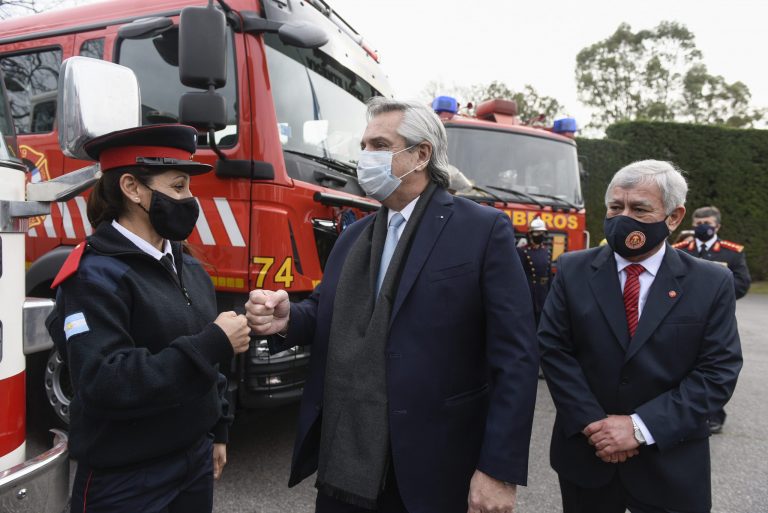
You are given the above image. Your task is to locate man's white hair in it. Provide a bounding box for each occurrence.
[605,160,688,214]
[366,97,451,188]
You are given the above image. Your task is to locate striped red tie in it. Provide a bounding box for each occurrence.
[623,264,645,338]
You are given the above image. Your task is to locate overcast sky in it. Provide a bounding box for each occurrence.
[28,0,768,134]
[330,0,768,132]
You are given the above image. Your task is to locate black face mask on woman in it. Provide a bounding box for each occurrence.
[603,215,670,258]
[139,189,200,241]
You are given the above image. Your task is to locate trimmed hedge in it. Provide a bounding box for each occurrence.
[577,121,768,280]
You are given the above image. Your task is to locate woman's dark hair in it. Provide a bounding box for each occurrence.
[87,166,159,228]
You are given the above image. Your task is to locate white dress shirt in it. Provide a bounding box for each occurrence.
[111,220,176,272]
[698,234,717,253]
[386,195,420,240]
[613,243,667,445]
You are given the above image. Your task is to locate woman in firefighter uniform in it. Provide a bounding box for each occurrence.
[47,125,251,513]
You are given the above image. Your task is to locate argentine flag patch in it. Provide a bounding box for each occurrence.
[64,312,90,340]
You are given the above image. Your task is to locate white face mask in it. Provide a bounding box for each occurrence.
[356,145,427,201]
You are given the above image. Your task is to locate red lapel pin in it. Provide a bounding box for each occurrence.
[669,290,678,298]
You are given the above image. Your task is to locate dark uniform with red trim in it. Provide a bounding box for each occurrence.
[673,236,750,432]
[516,243,552,325]
[47,125,232,513]
[673,238,751,299]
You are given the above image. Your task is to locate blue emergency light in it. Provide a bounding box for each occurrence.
[432,96,458,114]
[553,117,578,134]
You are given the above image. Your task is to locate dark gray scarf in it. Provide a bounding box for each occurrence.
[316,184,437,508]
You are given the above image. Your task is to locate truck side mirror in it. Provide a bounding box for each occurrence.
[178,5,227,90]
[57,57,141,161]
[177,4,228,134]
[178,92,227,131]
[277,20,328,49]
[117,16,173,40]
[240,13,328,49]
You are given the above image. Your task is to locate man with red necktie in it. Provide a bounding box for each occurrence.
[539,160,743,513]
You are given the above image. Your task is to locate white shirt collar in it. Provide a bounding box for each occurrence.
[700,234,717,251]
[387,195,420,224]
[111,219,174,262]
[614,243,666,278]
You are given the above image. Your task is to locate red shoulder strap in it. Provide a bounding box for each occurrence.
[51,242,87,289]
[719,240,744,253]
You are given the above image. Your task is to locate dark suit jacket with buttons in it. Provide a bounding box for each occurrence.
[539,244,742,512]
[271,186,539,513]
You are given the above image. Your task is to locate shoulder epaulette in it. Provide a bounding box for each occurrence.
[719,240,744,253]
[672,240,690,249]
[51,241,87,289]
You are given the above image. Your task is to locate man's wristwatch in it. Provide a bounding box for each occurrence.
[631,416,647,445]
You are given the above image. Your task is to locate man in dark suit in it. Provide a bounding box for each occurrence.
[539,160,742,513]
[246,98,539,513]
[673,205,750,434]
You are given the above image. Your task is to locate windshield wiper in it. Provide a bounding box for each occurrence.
[461,185,509,203]
[484,185,545,208]
[284,149,357,174]
[527,192,580,210]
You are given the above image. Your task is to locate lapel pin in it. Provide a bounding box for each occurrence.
[438,215,444,219]
[668,290,678,298]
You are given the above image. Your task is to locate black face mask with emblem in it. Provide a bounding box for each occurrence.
[694,223,716,242]
[140,189,200,241]
[604,215,670,258]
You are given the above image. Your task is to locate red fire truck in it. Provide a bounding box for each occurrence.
[1,66,71,513]
[432,95,587,259]
[0,0,391,425]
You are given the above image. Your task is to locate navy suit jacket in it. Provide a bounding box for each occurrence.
[539,244,742,512]
[275,187,539,513]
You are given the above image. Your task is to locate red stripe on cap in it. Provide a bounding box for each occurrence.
[100,145,192,172]
[0,371,26,456]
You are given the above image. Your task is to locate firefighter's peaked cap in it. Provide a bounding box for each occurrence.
[529,217,547,232]
[84,124,212,175]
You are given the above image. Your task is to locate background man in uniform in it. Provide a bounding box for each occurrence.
[516,216,552,326]
[673,205,751,299]
[539,160,742,513]
[246,97,539,513]
[673,205,751,433]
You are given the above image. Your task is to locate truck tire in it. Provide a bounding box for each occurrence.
[26,271,72,428]
[44,348,72,425]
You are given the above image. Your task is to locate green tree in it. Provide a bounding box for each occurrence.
[576,21,763,130]
[682,64,764,127]
[1,0,68,20]
[0,0,38,18]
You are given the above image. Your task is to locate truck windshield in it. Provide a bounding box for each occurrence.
[264,34,381,173]
[446,126,583,206]
[118,28,238,146]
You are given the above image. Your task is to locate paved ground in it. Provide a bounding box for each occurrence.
[211,293,768,513]
[27,294,767,512]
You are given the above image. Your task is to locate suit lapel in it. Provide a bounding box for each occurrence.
[390,188,453,325]
[624,245,684,362]
[588,245,630,351]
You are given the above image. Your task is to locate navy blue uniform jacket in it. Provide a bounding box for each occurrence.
[273,187,539,513]
[539,244,742,512]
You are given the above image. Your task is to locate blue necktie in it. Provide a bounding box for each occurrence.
[376,213,405,295]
